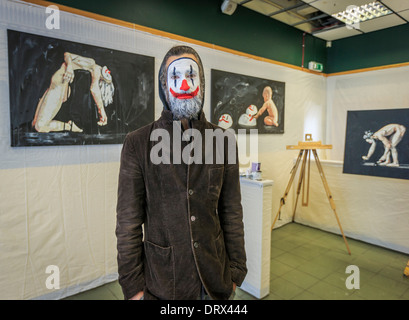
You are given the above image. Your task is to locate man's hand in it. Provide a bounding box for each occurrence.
[129,291,144,300]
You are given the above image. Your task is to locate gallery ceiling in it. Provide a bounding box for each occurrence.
[226,0,409,41]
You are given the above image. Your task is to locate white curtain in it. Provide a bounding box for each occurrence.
[295,66,409,254]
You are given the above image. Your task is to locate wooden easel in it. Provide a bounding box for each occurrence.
[271,134,351,255]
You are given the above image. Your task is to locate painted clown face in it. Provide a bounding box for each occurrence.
[101,66,112,83]
[167,57,200,100]
[218,114,233,129]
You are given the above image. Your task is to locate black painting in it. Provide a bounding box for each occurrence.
[210,69,285,134]
[8,29,154,146]
[343,109,409,180]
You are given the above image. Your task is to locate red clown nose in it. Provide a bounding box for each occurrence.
[180,79,190,91]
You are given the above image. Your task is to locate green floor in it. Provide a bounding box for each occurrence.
[63,223,409,300]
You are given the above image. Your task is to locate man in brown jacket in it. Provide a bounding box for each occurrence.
[116,45,247,300]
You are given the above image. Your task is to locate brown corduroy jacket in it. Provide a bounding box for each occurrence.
[116,109,247,300]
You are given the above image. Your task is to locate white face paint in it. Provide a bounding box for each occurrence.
[218,114,233,129]
[101,66,112,82]
[167,57,200,100]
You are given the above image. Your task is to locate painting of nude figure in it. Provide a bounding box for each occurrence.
[7,29,154,146]
[210,69,285,134]
[343,109,409,180]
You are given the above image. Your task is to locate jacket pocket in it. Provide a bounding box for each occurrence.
[208,166,224,201]
[144,240,175,299]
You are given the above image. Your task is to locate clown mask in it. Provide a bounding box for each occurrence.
[167,57,200,100]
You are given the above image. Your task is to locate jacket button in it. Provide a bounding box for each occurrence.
[193,242,199,248]
[188,189,194,196]
[191,215,196,222]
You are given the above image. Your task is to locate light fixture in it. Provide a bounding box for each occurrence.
[332,1,392,28]
[221,0,237,15]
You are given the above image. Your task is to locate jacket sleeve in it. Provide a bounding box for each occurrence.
[218,140,247,287]
[116,134,146,300]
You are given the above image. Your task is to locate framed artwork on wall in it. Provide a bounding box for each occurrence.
[343,108,409,180]
[7,29,155,147]
[210,69,285,134]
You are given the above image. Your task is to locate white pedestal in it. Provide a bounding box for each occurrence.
[239,177,273,299]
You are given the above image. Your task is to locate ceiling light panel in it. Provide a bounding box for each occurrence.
[331,1,393,27]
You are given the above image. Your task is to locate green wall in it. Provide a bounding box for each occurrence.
[50,0,327,70]
[326,23,409,73]
[50,0,409,73]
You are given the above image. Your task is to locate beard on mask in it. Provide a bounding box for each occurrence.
[168,94,202,120]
